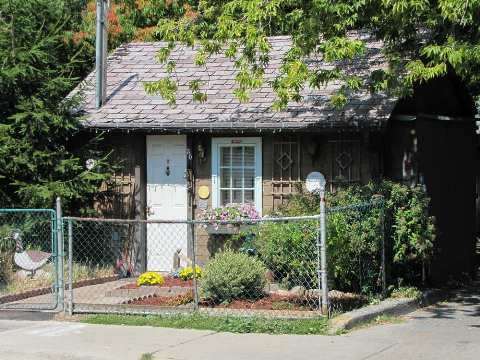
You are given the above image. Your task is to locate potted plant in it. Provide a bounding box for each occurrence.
[201,204,260,235]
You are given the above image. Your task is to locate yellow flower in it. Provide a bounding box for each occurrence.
[137,271,164,286]
[179,266,202,280]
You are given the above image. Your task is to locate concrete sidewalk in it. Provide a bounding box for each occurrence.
[0,286,478,360]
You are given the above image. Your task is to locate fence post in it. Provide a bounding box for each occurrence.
[134,165,147,275]
[56,197,64,312]
[319,187,329,315]
[190,222,199,311]
[316,213,322,313]
[67,219,73,316]
[379,197,387,298]
[372,194,387,298]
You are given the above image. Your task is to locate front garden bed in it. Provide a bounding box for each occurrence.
[124,286,368,314]
[107,251,369,314]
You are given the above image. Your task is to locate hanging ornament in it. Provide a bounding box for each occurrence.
[85,159,97,170]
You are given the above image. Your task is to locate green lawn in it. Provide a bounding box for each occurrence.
[83,313,329,335]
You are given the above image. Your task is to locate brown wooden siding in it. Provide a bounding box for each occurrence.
[94,134,146,219]
[95,131,382,265]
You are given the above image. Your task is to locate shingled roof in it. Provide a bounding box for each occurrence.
[75,34,396,131]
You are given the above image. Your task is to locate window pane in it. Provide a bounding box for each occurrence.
[232,168,243,188]
[244,190,254,203]
[221,190,230,205]
[244,147,254,167]
[232,147,243,167]
[220,168,231,188]
[220,147,231,166]
[232,190,243,203]
[244,168,255,188]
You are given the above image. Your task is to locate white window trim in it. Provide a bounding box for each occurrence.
[211,137,262,214]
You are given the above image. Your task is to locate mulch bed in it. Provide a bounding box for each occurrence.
[195,294,313,311]
[118,277,193,290]
[125,293,307,310]
[121,290,368,313]
[118,281,367,313]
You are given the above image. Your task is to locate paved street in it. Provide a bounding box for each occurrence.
[0,286,478,360]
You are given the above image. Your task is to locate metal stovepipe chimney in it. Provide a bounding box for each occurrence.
[95,0,109,108]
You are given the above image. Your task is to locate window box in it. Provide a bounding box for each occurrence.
[206,224,251,235]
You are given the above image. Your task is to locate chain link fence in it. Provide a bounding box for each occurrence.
[0,199,385,317]
[59,199,384,317]
[0,209,58,310]
[62,219,196,315]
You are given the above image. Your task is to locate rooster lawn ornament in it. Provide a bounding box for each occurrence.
[13,230,51,277]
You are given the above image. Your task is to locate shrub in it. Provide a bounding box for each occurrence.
[326,192,383,294]
[201,250,267,303]
[252,186,383,293]
[179,266,202,281]
[339,181,435,284]
[253,181,435,294]
[253,221,318,289]
[137,272,164,286]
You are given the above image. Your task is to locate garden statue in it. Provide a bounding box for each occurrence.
[172,248,192,273]
[12,229,51,277]
[172,248,181,273]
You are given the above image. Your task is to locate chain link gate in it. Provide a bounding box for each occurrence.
[0,209,59,310]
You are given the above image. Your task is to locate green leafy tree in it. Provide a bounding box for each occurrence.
[0,0,112,211]
[144,0,480,110]
[74,0,199,48]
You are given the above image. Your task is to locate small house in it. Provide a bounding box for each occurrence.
[73,34,477,283]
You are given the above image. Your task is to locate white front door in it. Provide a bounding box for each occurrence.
[146,135,188,271]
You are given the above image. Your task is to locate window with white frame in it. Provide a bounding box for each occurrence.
[212,138,262,212]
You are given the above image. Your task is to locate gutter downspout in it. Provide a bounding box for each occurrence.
[95,0,108,109]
